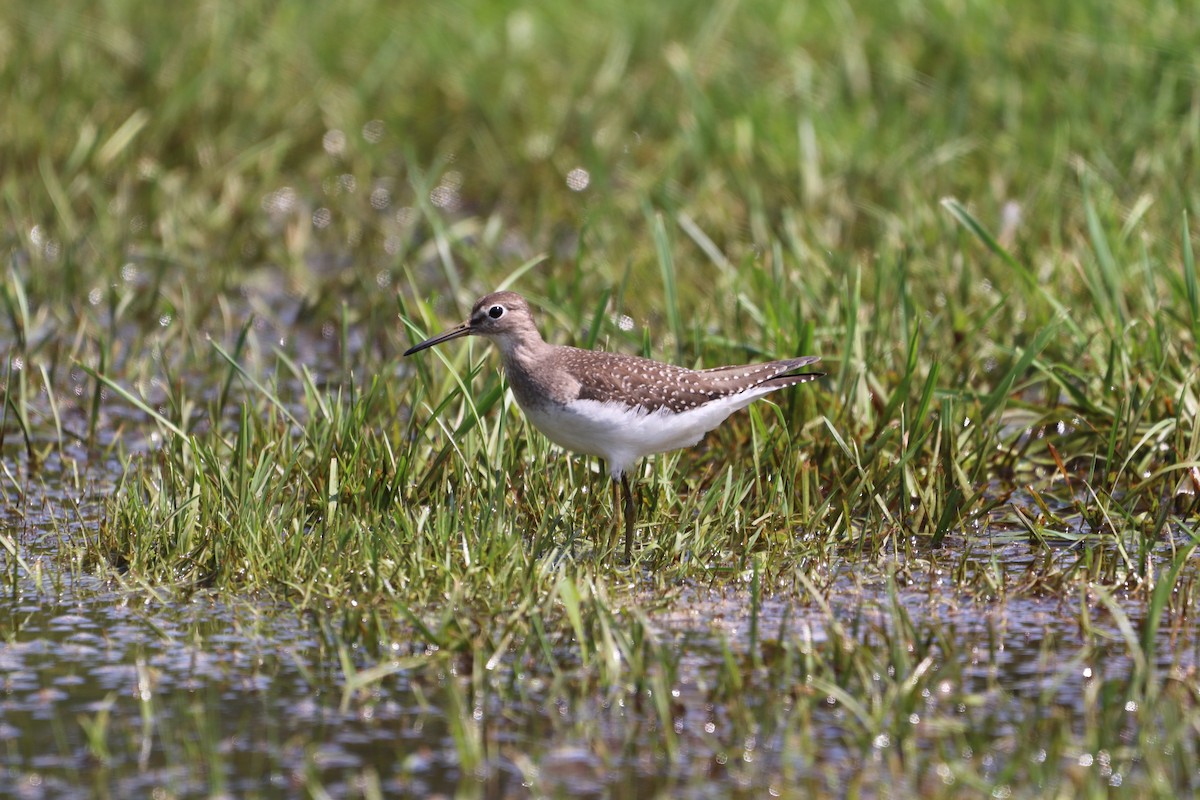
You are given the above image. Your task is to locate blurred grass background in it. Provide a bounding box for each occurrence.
[6,0,1196,300]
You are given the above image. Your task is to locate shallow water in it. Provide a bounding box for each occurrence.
[7,489,1194,799]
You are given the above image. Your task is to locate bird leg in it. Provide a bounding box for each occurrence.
[609,477,621,556]
[622,473,636,562]
[609,474,637,561]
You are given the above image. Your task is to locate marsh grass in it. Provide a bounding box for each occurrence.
[3,0,1200,795]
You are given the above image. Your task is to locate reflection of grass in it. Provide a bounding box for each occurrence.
[3,0,1200,795]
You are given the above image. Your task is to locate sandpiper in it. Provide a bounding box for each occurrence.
[404,291,822,560]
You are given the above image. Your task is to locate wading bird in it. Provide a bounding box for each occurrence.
[405,291,822,560]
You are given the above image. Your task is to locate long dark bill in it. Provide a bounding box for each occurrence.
[403,322,472,356]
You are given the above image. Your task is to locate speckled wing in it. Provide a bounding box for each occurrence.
[564,350,822,413]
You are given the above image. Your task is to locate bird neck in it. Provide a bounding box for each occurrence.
[495,335,563,409]
[492,325,549,363]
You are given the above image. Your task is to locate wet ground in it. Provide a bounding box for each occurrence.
[5,449,1195,797]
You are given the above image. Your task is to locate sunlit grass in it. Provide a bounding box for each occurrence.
[2,0,1199,795]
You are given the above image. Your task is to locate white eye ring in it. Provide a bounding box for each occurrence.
[488,305,505,319]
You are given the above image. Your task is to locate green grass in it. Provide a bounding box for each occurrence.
[2,0,1200,795]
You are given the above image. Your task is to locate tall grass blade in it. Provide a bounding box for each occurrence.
[940,197,1036,290]
[77,365,188,441]
[649,208,683,361]
[1183,211,1198,341]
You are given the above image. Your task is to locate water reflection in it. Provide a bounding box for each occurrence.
[3,494,1198,796]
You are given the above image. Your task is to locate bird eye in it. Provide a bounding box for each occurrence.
[488,305,505,319]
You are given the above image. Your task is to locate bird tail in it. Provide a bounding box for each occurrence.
[762,356,823,387]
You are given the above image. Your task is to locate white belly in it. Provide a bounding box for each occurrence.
[521,393,764,478]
